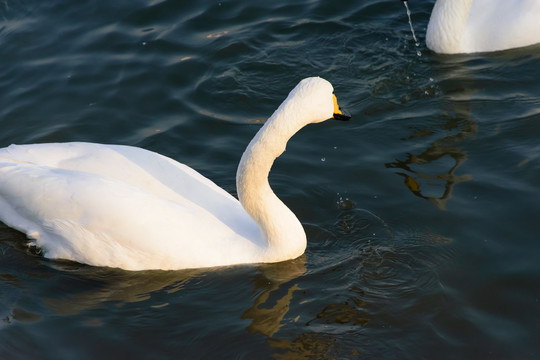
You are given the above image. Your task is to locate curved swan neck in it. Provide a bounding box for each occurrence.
[235,107,307,260]
[427,0,472,54]
[234,77,336,261]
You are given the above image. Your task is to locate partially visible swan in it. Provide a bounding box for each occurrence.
[0,77,349,271]
[425,0,540,54]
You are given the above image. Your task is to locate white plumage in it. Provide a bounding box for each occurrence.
[0,77,347,271]
[426,0,540,54]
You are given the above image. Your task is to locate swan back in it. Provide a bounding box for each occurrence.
[426,0,540,54]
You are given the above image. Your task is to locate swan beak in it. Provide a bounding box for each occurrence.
[332,94,351,121]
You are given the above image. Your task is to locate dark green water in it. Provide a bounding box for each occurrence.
[1,0,539,358]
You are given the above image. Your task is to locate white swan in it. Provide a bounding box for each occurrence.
[0,77,349,271]
[425,0,540,54]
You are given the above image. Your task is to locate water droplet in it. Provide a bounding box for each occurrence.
[339,199,354,210]
[403,1,419,44]
[321,157,326,162]
[403,1,422,57]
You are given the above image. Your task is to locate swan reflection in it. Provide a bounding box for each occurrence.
[41,256,307,333]
[241,257,306,337]
[386,91,477,209]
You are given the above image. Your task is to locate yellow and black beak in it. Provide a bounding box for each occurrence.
[332,94,351,121]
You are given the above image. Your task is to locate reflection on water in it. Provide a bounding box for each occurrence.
[37,255,308,339]
[43,265,202,315]
[269,333,344,360]
[386,91,477,209]
[242,257,306,337]
[307,290,369,327]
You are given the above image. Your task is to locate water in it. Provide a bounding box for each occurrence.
[1,0,539,358]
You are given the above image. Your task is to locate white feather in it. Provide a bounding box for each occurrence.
[426,0,540,54]
[0,77,339,271]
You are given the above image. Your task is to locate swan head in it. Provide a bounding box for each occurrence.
[272,77,350,128]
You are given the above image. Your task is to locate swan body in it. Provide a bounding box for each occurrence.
[0,77,348,271]
[426,0,540,54]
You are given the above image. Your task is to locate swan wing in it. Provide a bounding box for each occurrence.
[0,143,262,270]
[0,142,235,210]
